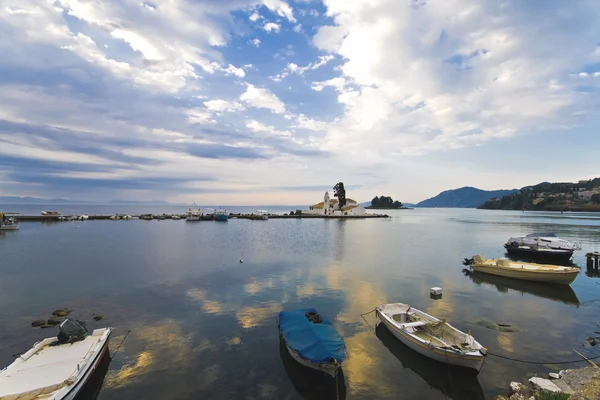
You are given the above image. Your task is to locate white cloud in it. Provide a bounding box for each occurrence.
[223,64,246,78]
[313,0,600,157]
[249,12,262,22]
[187,109,216,124]
[246,120,291,137]
[293,24,302,33]
[204,100,245,112]
[274,55,335,80]
[250,38,261,47]
[311,77,346,91]
[262,0,296,23]
[263,22,280,33]
[293,114,328,131]
[309,9,319,17]
[240,84,286,114]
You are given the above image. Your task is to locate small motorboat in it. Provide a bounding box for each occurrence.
[254,210,269,220]
[376,303,487,372]
[0,213,19,231]
[504,233,581,264]
[171,215,181,220]
[0,319,112,400]
[139,214,153,220]
[278,309,346,377]
[465,254,579,285]
[122,215,132,220]
[41,211,61,216]
[78,215,89,220]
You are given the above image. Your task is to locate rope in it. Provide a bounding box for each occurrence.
[360,309,376,333]
[487,350,600,365]
[111,330,131,360]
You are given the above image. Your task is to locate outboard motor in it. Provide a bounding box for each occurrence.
[57,318,89,344]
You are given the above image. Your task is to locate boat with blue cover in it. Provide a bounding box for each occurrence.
[278,309,346,377]
[213,210,228,221]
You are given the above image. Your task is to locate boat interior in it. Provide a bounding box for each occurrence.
[474,255,576,271]
[381,304,476,351]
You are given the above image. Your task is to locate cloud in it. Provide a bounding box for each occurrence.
[223,64,246,78]
[271,55,335,81]
[249,12,262,22]
[240,84,286,113]
[313,0,600,157]
[203,100,246,112]
[262,0,296,23]
[246,120,291,137]
[250,38,261,47]
[263,22,281,33]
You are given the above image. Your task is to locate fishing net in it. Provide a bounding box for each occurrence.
[426,319,447,338]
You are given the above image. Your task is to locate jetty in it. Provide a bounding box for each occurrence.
[11,213,389,222]
[586,252,600,269]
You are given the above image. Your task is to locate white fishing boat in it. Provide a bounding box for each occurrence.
[465,254,579,284]
[0,319,112,400]
[376,303,487,372]
[0,213,19,231]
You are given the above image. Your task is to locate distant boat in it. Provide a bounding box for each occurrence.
[139,214,153,220]
[504,233,581,264]
[0,213,19,231]
[376,303,487,372]
[0,319,112,400]
[465,254,579,285]
[41,211,61,216]
[186,206,201,221]
[278,309,346,377]
[171,215,181,220]
[213,210,228,222]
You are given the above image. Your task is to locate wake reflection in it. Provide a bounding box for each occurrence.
[462,269,580,306]
[78,350,112,399]
[279,335,347,400]
[375,324,484,400]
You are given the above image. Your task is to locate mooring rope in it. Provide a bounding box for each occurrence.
[360,309,377,333]
[486,350,600,365]
[111,330,131,360]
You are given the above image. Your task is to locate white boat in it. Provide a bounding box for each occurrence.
[0,319,112,400]
[186,204,202,221]
[0,213,19,231]
[78,215,89,221]
[122,215,132,220]
[171,215,181,220]
[41,211,61,216]
[466,254,579,284]
[505,233,581,263]
[376,303,487,372]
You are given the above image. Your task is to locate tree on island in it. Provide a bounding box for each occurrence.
[333,182,347,209]
[369,196,403,209]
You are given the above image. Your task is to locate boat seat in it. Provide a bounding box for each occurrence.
[401,321,428,329]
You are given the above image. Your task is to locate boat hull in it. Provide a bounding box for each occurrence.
[0,225,19,231]
[471,263,578,284]
[505,246,573,264]
[284,342,338,377]
[213,214,228,221]
[376,310,485,372]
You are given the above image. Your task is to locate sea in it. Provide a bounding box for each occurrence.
[0,207,599,399]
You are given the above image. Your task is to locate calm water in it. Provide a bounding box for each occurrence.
[1,208,599,399]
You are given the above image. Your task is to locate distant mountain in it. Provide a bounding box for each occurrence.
[0,196,177,205]
[416,187,518,208]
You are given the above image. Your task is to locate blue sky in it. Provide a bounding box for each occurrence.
[1,0,599,205]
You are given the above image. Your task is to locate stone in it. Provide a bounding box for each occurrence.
[586,337,596,346]
[93,315,104,321]
[528,377,562,393]
[549,373,560,379]
[559,370,568,378]
[510,382,525,395]
[40,324,54,329]
[52,309,72,317]
[508,394,527,400]
[31,320,46,327]
[47,317,63,326]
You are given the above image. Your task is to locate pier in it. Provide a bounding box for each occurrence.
[12,213,389,222]
[586,252,600,270]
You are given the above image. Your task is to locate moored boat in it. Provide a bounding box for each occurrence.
[278,309,346,377]
[41,211,61,216]
[465,254,579,284]
[0,213,19,231]
[171,215,181,220]
[186,207,201,221]
[255,210,269,220]
[504,233,581,264]
[0,319,112,400]
[376,303,487,372]
[213,210,228,222]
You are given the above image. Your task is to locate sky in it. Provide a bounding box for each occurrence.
[1,0,599,205]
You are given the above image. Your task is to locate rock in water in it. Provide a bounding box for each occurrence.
[31,320,46,327]
[528,377,562,393]
[93,315,104,321]
[509,382,524,395]
[586,337,596,346]
[47,317,63,326]
[549,373,560,379]
[52,309,72,317]
[476,319,519,332]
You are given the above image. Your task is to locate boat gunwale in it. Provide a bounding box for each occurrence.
[472,260,579,275]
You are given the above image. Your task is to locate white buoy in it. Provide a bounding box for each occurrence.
[239,259,244,263]
[430,287,442,296]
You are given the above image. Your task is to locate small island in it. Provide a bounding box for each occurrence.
[366,196,410,209]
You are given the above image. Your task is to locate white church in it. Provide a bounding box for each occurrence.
[306,191,368,216]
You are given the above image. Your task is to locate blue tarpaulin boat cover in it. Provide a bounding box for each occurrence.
[279,309,346,364]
